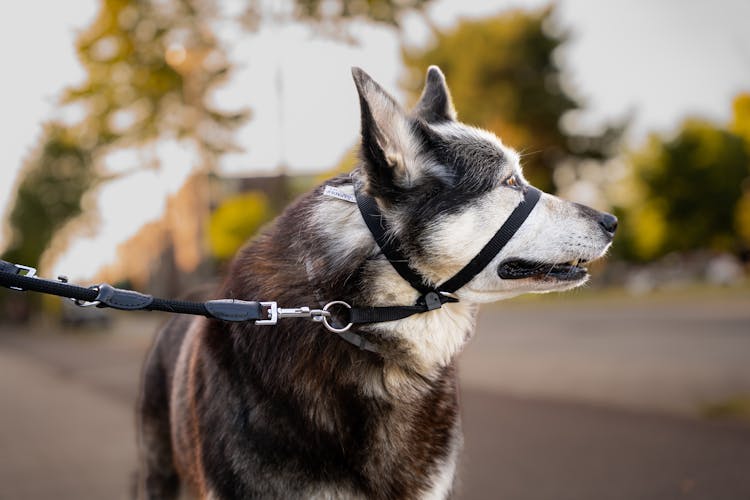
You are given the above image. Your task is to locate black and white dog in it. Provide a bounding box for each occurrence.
[137,66,616,499]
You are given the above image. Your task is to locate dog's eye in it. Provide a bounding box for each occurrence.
[504,175,521,189]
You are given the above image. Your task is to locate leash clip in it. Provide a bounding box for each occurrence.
[255,303,333,326]
[255,301,279,325]
[278,306,332,321]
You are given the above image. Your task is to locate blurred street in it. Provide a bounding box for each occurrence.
[0,289,749,499]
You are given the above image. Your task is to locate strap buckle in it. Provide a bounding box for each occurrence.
[8,264,37,291]
[421,291,442,311]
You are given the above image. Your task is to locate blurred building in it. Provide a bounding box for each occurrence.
[96,172,315,297]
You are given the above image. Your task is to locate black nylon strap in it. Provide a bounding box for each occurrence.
[351,305,427,324]
[437,186,541,293]
[354,190,434,296]
[0,261,262,322]
[349,295,458,324]
[343,184,542,329]
[0,271,99,302]
[2,183,542,339]
[354,186,542,300]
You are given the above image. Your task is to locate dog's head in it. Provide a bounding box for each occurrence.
[351,66,616,303]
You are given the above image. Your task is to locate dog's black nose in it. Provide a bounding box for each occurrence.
[598,213,618,235]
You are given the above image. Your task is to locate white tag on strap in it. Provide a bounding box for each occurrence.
[323,185,356,203]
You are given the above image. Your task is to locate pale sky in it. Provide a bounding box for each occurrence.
[1,0,749,281]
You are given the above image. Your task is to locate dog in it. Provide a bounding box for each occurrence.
[136,66,617,499]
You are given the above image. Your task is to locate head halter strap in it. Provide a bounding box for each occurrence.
[347,183,542,331]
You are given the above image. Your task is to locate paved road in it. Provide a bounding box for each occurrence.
[0,289,749,499]
[0,316,154,500]
[462,289,750,415]
[0,347,136,500]
[460,390,750,500]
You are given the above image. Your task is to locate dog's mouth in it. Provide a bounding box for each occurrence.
[497,258,589,281]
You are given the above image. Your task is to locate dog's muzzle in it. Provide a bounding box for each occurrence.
[354,183,542,305]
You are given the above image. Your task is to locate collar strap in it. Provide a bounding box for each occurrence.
[353,184,541,315]
[354,190,435,295]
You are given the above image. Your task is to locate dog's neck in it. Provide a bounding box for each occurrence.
[216,177,477,411]
[361,259,478,373]
[306,178,478,380]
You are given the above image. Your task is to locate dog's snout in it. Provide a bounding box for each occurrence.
[598,213,618,236]
[573,203,618,237]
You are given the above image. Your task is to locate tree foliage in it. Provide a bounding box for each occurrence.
[66,0,246,156]
[2,124,95,268]
[614,102,750,261]
[732,93,750,251]
[2,0,242,272]
[3,0,432,275]
[401,6,622,192]
[273,0,431,27]
[208,191,271,261]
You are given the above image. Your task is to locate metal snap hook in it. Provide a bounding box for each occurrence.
[322,301,352,333]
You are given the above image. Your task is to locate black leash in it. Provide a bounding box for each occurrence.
[0,259,380,351]
[0,260,263,320]
[0,182,541,355]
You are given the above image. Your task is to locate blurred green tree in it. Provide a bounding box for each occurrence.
[401,6,623,192]
[246,0,432,28]
[66,0,247,159]
[2,0,244,276]
[208,191,271,261]
[731,92,750,143]
[2,0,432,276]
[2,124,95,269]
[614,109,750,261]
[729,93,750,253]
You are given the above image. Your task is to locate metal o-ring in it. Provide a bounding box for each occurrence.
[322,301,352,333]
[73,286,101,307]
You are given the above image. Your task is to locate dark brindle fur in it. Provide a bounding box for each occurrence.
[137,66,616,499]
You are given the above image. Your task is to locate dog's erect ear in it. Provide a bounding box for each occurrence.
[413,66,456,123]
[352,67,420,197]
